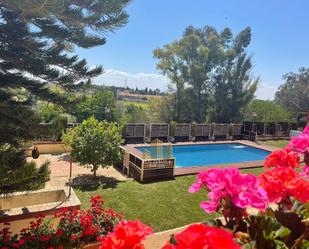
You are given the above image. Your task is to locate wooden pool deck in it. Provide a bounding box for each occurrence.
[121,140,276,176]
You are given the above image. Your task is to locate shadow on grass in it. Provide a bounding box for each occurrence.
[70,174,121,191]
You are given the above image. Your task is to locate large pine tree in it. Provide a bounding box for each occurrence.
[0,0,130,193]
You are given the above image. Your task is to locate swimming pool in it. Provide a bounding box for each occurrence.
[136,143,270,168]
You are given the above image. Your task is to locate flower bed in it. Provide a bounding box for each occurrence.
[1,126,309,248]
[0,196,122,248]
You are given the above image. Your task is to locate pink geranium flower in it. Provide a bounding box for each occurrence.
[287,126,309,153]
[302,166,309,178]
[189,168,268,213]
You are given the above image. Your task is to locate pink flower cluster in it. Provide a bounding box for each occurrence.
[287,126,309,153]
[264,126,309,177]
[189,168,268,213]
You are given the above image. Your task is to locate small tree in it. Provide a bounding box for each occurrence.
[63,117,123,177]
[73,90,120,122]
[244,100,292,123]
[275,67,309,112]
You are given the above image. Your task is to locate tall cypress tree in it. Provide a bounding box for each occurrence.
[0,0,130,193]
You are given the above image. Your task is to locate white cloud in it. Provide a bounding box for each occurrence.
[255,82,278,100]
[93,69,278,100]
[93,69,170,90]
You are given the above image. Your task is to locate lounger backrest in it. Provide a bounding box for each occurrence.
[194,124,211,137]
[125,124,146,138]
[150,124,169,138]
[213,124,228,136]
[135,124,146,137]
[231,124,243,136]
[175,124,191,137]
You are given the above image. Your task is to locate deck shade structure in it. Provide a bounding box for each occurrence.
[120,146,175,182]
[124,123,146,143]
[173,124,191,142]
[212,124,229,140]
[230,124,243,139]
[193,124,212,141]
[149,124,170,142]
[147,139,173,158]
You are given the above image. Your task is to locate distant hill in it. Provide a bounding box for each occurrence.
[117,90,162,102]
[92,84,166,96]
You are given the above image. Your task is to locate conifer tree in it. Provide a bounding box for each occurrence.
[0,0,130,193]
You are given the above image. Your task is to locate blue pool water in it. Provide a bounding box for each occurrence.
[136,143,270,168]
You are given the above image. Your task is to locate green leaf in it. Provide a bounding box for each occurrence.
[300,239,309,249]
[274,227,291,240]
[274,240,289,249]
[248,215,291,249]
[275,211,305,239]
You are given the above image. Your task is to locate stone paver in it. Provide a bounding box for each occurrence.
[28,154,127,189]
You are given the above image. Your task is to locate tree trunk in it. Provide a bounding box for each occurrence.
[176,86,180,122]
[197,89,202,123]
[93,169,97,177]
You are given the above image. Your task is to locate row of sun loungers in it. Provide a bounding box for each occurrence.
[243,122,297,138]
[124,123,253,144]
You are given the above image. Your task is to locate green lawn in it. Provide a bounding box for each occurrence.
[259,139,289,148]
[74,168,264,232]
[118,100,149,109]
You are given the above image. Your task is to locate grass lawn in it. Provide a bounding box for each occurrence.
[74,168,264,232]
[259,139,289,148]
[118,100,149,109]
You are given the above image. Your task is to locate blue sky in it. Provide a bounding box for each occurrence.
[76,0,309,100]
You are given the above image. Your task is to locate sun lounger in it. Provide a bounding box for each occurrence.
[124,123,146,144]
[193,124,211,141]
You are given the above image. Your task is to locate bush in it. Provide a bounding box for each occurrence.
[62,117,123,176]
[244,100,292,123]
[0,145,50,194]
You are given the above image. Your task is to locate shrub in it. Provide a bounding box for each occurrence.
[0,145,50,194]
[62,117,123,176]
